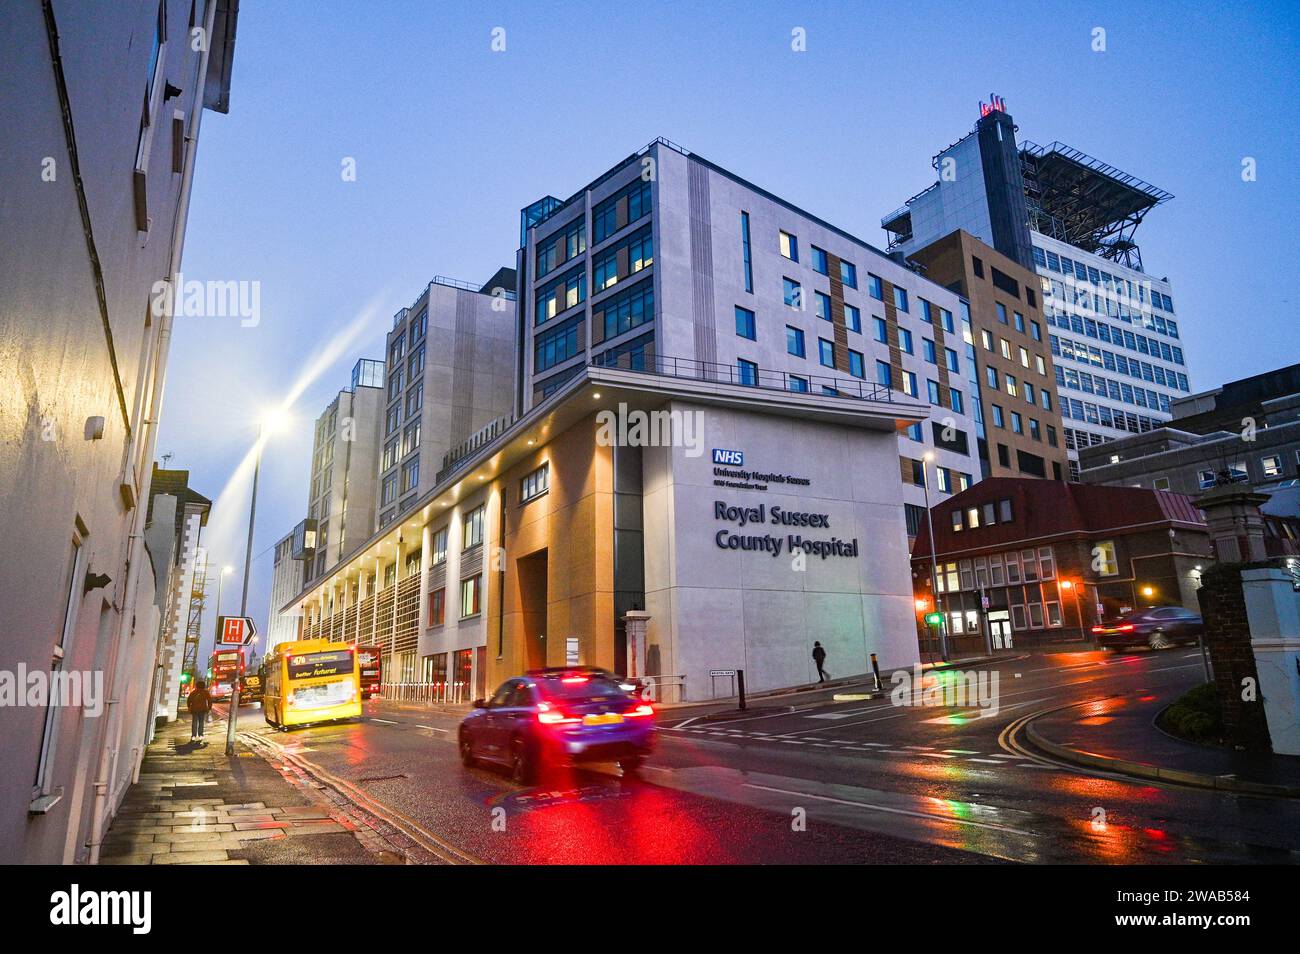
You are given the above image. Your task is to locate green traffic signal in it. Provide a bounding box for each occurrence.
[179,671,192,684]
[924,612,943,626]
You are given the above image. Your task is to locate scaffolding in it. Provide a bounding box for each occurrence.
[177,555,209,710]
[1019,140,1173,271]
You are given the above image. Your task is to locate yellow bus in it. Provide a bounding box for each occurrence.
[263,639,362,729]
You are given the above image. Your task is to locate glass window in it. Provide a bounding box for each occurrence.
[738,358,758,386]
[840,260,857,288]
[735,306,756,340]
[779,230,799,262]
[786,325,805,357]
[429,588,446,626]
[868,274,883,300]
[459,575,482,618]
[1093,540,1118,576]
[819,339,835,368]
[740,211,753,293]
[432,527,448,564]
[811,245,828,275]
[893,286,909,312]
[783,278,803,309]
[463,505,485,549]
[815,291,832,321]
[845,303,862,333]
[848,349,865,378]
[521,462,549,502]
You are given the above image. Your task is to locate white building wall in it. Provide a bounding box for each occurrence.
[643,400,921,698]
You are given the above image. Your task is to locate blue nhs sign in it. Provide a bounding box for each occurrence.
[712,448,744,466]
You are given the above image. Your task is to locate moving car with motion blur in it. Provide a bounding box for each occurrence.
[458,667,655,783]
[1093,605,1204,650]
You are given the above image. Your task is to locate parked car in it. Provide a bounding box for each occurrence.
[1093,606,1204,650]
[458,667,655,783]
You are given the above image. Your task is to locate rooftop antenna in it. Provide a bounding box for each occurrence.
[160,452,174,467]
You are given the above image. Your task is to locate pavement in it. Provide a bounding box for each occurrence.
[99,713,400,865]
[1025,684,1300,798]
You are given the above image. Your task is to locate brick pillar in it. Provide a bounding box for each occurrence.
[1196,564,1272,752]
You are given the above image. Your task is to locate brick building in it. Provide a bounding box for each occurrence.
[910,477,1213,654]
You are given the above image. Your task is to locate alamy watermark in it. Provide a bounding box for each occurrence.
[595,403,706,457]
[889,664,1000,716]
[151,272,261,327]
[0,665,104,717]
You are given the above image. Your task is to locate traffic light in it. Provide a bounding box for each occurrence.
[179,671,192,685]
[924,612,943,626]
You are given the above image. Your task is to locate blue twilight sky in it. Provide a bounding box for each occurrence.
[159,0,1300,655]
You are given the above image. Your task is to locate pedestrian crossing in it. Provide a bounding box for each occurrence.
[661,723,1057,768]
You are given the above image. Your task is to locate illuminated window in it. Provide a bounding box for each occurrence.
[459,575,482,618]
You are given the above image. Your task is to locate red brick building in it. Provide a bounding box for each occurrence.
[910,478,1213,653]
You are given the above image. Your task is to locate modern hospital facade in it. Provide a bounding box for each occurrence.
[281,138,995,701]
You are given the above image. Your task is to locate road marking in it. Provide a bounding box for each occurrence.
[744,783,1033,836]
[369,718,399,725]
[415,724,447,733]
[806,712,855,720]
[919,697,1049,725]
[966,758,1005,764]
[944,749,980,754]
[673,717,699,729]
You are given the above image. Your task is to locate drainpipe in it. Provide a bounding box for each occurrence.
[88,0,218,865]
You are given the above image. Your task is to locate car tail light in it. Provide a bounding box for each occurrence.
[1091,626,1104,633]
[1118,624,1135,632]
[560,676,589,684]
[536,702,578,725]
[625,703,654,717]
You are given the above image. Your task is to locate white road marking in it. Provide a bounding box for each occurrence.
[416,724,447,733]
[369,718,399,725]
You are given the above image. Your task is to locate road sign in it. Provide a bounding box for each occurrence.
[708,669,736,677]
[981,595,990,610]
[216,615,257,646]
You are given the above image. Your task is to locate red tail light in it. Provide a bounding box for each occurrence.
[536,702,578,725]
[1091,626,1104,633]
[1118,623,1135,632]
[626,703,654,717]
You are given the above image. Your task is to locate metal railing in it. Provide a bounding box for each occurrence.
[593,352,899,404]
[377,681,473,705]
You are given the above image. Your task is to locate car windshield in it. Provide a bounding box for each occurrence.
[536,676,628,701]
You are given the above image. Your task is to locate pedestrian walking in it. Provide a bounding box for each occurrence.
[187,679,212,743]
[812,641,828,683]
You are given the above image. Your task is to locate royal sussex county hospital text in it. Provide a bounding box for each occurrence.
[713,500,861,559]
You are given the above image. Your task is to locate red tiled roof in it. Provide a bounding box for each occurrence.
[911,477,1205,559]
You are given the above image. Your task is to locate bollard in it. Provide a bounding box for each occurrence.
[737,669,747,710]
[870,653,882,692]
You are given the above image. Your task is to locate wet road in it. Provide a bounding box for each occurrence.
[229,648,1300,864]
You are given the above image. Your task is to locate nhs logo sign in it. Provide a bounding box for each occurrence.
[712,448,744,466]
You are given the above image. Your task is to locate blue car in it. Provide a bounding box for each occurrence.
[459,667,655,783]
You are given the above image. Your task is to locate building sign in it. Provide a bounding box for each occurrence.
[287,650,354,681]
[712,501,859,559]
[712,448,744,466]
[711,454,811,493]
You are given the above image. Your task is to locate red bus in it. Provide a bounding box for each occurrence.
[356,645,382,699]
[207,648,245,700]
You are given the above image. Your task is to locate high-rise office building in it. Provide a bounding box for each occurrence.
[267,531,304,654]
[882,100,1191,478]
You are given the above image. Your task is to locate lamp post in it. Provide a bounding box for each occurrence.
[214,564,233,619]
[920,451,949,662]
[225,408,289,756]
[1060,579,1086,643]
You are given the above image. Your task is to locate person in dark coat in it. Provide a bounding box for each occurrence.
[187,680,212,743]
[812,642,828,683]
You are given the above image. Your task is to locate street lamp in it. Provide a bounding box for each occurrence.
[214,564,233,618]
[225,407,291,756]
[1060,579,1086,643]
[920,451,949,662]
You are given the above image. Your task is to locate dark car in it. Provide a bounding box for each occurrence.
[1093,605,1204,650]
[458,667,655,783]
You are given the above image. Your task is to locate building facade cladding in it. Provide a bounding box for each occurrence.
[379,280,516,532]
[910,478,1213,654]
[305,382,384,582]
[268,531,304,653]
[907,230,1069,482]
[0,0,236,863]
[520,141,980,531]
